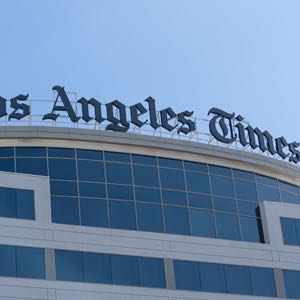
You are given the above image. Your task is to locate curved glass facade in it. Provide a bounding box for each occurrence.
[0,146,299,243]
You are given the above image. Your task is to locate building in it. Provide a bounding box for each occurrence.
[1,125,300,300]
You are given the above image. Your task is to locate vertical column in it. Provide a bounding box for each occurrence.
[45,248,56,281]
[164,258,176,290]
[274,268,286,298]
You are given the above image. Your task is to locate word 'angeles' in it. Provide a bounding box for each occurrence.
[1,85,300,164]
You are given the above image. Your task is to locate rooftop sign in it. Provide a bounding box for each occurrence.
[1,85,299,164]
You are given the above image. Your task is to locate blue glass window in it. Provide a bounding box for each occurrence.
[174,260,201,291]
[77,160,105,182]
[281,217,299,246]
[79,182,106,198]
[257,184,280,202]
[240,216,263,243]
[55,249,83,281]
[210,175,235,198]
[188,193,212,209]
[199,262,226,293]
[132,154,157,166]
[256,174,278,187]
[50,180,78,196]
[159,168,185,190]
[281,191,300,204]
[80,198,108,228]
[0,147,14,157]
[250,267,277,297]
[106,162,132,185]
[105,151,130,163]
[111,255,139,286]
[279,180,299,194]
[224,265,252,295]
[184,161,208,173]
[135,187,161,203]
[139,257,166,288]
[83,252,112,284]
[237,200,260,217]
[215,212,240,241]
[133,165,159,187]
[77,149,103,160]
[16,246,45,279]
[213,197,237,213]
[136,203,164,233]
[158,157,182,169]
[190,208,216,238]
[107,184,134,201]
[283,269,300,299]
[48,147,75,158]
[16,147,46,157]
[161,190,187,206]
[185,172,210,194]
[49,159,77,180]
[16,158,47,176]
[232,169,255,181]
[0,158,14,172]
[51,197,80,225]
[209,165,232,176]
[234,179,258,202]
[109,200,136,230]
[164,205,190,235]
[0,245,16,276]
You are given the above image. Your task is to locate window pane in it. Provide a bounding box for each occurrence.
[77,160,105,182]
[111,255,139,286]
[109,200,136,230]
[83,252,112,284]
[199,262,226,293]
[209,165,232,176]
[135,187,161,203]
[281,217,298,245]
[133,165,159,187]
[240,216,264,243]
[50,180,78,196]
[51,197,80,225]
[139,257,166,288]
[132,154,157,166]
[0,187,16,218]
[213,197,237,213]
[80,198,108,228]
[16,158,48,176]
[257,184,280,202]
[159,168,185,190]
[283,269,300,299]
[210,175,235,198]
[281,191,300,205]
[158,157,182,169]
[107,184,134,201]
[48,147,75,158]
[188,193,212,209]
[234,179,258,202]
[49,159,77,180]
[215,212,241,241]
[279,180,299,194]
[106,162,132,185]
[164,205,190,235]
[55,250,83,281]
[232,169,255,181]
[174,260,201,291]
[136,203,164,233]
[16,147,46,157]
[79,182,106,198]
[184,161,208,173]
[237,201,260,217]
[105,151,130,163]
[0,147,14,157]
[17,247,45,279]
[190,209,216,238]
[185,172,210,194]
[0,158,14,172]
[224,265,251,295]
[250,267,277,297]
[161,190,187,206]
[256,174,277,187]
[16,189,35,220]
[77,149,103,160]
[0,245,16,276]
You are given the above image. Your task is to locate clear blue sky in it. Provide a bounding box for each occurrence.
[1,0,300,140]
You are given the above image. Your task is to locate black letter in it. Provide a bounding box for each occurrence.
[145,97,160,129]
[77,97,105,124]
[0,97,7,118]
[289,142,300,164]
[106,100,130,132]
[9,94,30,120]
[275,137,289,160]
[208,108,236,143]
[130,103,147,127]
[177,110,196,134]
[43,86,79,122]
[160,107,178,131]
